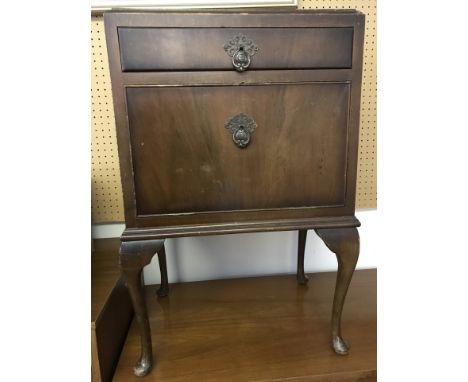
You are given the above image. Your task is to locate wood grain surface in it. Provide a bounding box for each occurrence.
[92,238,122,321]
[126,83,350,215]
[113,269,376,382]
[119,27,353,71]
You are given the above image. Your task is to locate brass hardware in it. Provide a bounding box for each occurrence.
[224,113,257,148]
[223,34,259,72]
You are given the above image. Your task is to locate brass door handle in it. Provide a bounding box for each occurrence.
[224,34,259,72]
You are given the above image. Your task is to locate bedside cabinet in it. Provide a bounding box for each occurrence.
[104,9,365,377]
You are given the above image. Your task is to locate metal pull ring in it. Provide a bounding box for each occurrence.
[224,113,257,148]
[224,34,259,72]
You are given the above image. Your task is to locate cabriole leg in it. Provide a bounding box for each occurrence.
[119,239,165,377]
[156,245,169,297]
[315,228,359,355]
[297,229,309,284]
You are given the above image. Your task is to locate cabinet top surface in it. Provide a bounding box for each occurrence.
[104,9,364,29]
[104,9,363,15]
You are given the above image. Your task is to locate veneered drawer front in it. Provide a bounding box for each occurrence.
[118,27,353,72]
[126,83,350,216]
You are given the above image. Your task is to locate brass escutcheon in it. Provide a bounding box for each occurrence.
[224,112,257,148]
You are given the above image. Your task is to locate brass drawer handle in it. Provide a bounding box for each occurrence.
[225,113,257,148]
[224,34,259,72]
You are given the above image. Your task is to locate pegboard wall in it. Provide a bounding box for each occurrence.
[91,0,377,223]
[91,18,125,222]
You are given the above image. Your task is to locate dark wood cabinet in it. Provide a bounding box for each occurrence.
[105,9,365,377]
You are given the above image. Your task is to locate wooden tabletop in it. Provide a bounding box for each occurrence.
[113,269,376,381]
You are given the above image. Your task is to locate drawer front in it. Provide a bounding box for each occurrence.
[126,83,350,216]
[118,27,353,72]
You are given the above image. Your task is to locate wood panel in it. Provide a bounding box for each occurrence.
[92,239,134,382]
[118,27,353,71]
[126,83,350,215]
[113,269,376,381]
[92,239,124,320]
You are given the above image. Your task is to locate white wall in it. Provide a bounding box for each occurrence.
[92,209,377,285]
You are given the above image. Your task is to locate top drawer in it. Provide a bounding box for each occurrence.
[118,27,353,72]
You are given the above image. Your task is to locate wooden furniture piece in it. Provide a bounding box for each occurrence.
[91,239,134,382]
[104,9,364,377]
